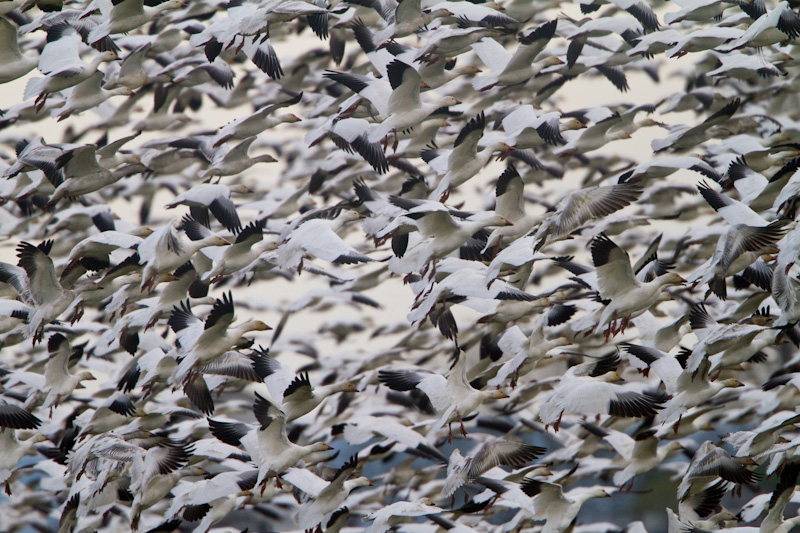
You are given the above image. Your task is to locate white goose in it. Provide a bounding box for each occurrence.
[283,455,372,530]
[442,438,545,497]
[276,210,374,272]
[207,393,333,487]
[250,346,358,421]
[0,17,37,84]
[324,59,460,148]
[167,291,271,386]
[84,0,186,44]
[378,349,509,442]
[470,21,560,91]
[136,218,230,292]
[24,24,118,110]
[589,233,685,337]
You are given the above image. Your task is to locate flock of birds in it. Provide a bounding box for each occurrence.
[4,0,800,531]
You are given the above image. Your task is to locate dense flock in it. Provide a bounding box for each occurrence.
[3,0,800,531]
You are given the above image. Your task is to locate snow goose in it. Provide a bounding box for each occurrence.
[165,469,260,527]
[0,398,41,430]
[689,183,789,300]
[552,112,626,156]
[499,106,585,150]
[0,241,104,343]
[349,0,452,44]
[378,349,509,442]
[0,412,46,490]
[651,98,741,152]
[518,480,612,533]
[67,432,194,503]
[33,333,96,414]
[168,291,271,386]
[663,0,728,24]
[350,18,482,87]
[194,221,277,282]
[325,59,460,148]
[211,93,302,147]
[61,225,148,277]
[484,309,574,388]
[207,393,333,487]
[136,217,229,292]
[481,165,544,255]
[307,117,390,174]
[538,353,666,431]
[251,346,358,421]
[685,302,778,374]
[469,20,560,91]
[277,209,374,272]
[24,24,118,110]
[720,1,800,51]
[405,259,538,339]
[414,21,505,63]
[589,233,685,337]
[621,342,743,427]
[183,136,277,181]
[385,198,512,274]
[0,17,37,84]
[677,441,757,501]
[340,414,448,462]
[364,498,444,533]
[165,182,251,233]
[442,439,545,497]
[424,112,513,200]
[532,180,642,251]
[582,424,683,488]
[771,261,800,326]
[724,411,800,458]
[51,71,132,121]
[46,145,146,209]
[707,49,790,80]
[83,0,185,45]
[577,0,660,31]
[283,455,372,530]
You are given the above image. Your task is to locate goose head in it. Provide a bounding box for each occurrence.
[229,184,254,195]
[656,272,686,288]
[438,96,462,108]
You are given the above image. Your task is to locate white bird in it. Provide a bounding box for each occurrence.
[0,240,104,343]
[283,455,372,530]
[677,441,757,500]
[207,393,333,487]
[583,424,684,487]
[521,480,612,533]
[533,180,642,251]
[84,0,186,44]
[589,233,685,337]
[277,210,374,272]
[250,346,358,421]
[538,353,666,431]
[469,20,560,91]
[379,349,509,442]
[165,182,252,233]
[167,291,271,386]
[621,342,743,427]
[364,497,444,533]
[424,112,513,200]
[24,24,118,110]
[442,439,545,497]
[0,17,37,84]
[136,217,230,292]
[324,59,460,148]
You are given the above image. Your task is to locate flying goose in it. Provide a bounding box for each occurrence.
[379,349,509,442]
